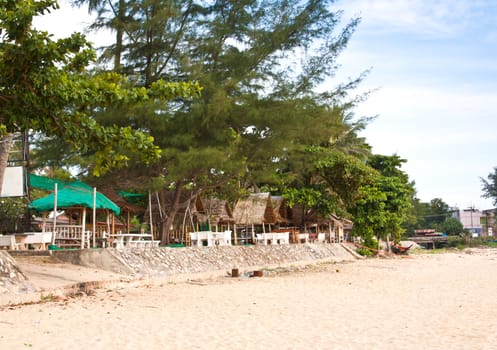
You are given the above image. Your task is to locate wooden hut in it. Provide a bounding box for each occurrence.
[284,204,352,243]
[313,213,345,242]
[146,191,206,244]
[98,187,145,235]
[232,192,286,244]
[304,210,349,243]
[29,181,120,248]
[201,197,235,232]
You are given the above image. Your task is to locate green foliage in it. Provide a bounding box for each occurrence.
[445,236,468,249]
[481,167,497,206]
[426,198,451,227]
[0,0,201,176]
[349,154,415,243]
[356,247,374,257]
[0,197,28,233]
[437,217,464,236]
[445,235,497,249]
[281,146,374,219]
[77,1,368,229]
[404,197,452,235]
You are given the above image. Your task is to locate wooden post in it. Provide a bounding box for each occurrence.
[108,209,111,235]
[42,212,46,233]
[92,187,96,248]
[81,207,86,249]
[148,191,154,238]
[127,210,130,234]
[51,183,57,246]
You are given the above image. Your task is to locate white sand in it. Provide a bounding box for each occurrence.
[2,249,497,349]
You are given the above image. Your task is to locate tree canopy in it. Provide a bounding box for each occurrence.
[0,0,201,183]
[481,167,497,206]
[68,0,375,242]
[349,155,415,246]
[17,0,420,245]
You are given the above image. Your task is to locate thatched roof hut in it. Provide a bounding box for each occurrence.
[270,195,291,223]
[283,204,352,242]
[144,190,209,243]
[99,187,145,233]
[202,198,234,228]
[232,192,281,225]
[99,187,145,215]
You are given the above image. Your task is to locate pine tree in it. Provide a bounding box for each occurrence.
[67,0,368,243]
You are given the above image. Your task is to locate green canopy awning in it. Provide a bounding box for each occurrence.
[29,182,120,215]
[29,174,67,191]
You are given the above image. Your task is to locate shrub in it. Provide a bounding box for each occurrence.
[356,247,374,257]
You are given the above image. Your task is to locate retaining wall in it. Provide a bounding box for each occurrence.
[53,243,358,277]
[0,251,34,294]
[0,244,358,295]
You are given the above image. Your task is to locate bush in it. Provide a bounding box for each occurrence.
[356,247,374,257]
[446,236,467,249]
[446,235,497,249]
[0,197,29,233]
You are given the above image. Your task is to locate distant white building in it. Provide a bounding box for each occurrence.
[452,208,484,237]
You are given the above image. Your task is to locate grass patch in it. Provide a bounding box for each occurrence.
[356,247,375,257]
[39,293,56,303]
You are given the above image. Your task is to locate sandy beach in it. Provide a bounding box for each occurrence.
[2,249,497,349]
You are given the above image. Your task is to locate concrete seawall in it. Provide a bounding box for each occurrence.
[53,243,359,278]
[1,243,359,304]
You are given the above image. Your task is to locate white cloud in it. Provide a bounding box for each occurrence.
[357,85,497,118]
[353,82,497,209]
[336,0,490,38]
[32,0,112,47]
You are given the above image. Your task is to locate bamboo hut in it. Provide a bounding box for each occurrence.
[99,187,145,234]
[29,181,120,248]
[146,191,206,244]
[201,197,235,232]
[303,210,349,243]
[232,192,286,244]
[284,204,352,243]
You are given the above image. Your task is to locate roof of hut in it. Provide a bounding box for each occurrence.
[98,187,145,215]
[202,198,234,224]
[286,204,351,227]
[267,195,290,223]
[29,181,120,215]
[232,192,283,225]
[305,210,349,227]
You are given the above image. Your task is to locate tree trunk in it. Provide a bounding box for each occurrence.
[159,180,184,245]
[0,133,14,194]
[114,0,125,72]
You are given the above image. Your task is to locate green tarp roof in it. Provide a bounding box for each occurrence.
[29,179,120,215]
[29,174,67,191]
[118,190,145,198]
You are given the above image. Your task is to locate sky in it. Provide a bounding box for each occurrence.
[33,0,497,210]
[333,0,497,210]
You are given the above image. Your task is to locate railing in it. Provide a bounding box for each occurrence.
[45,225,90,248]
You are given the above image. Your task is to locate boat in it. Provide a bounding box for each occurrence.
[391,243,413,255]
